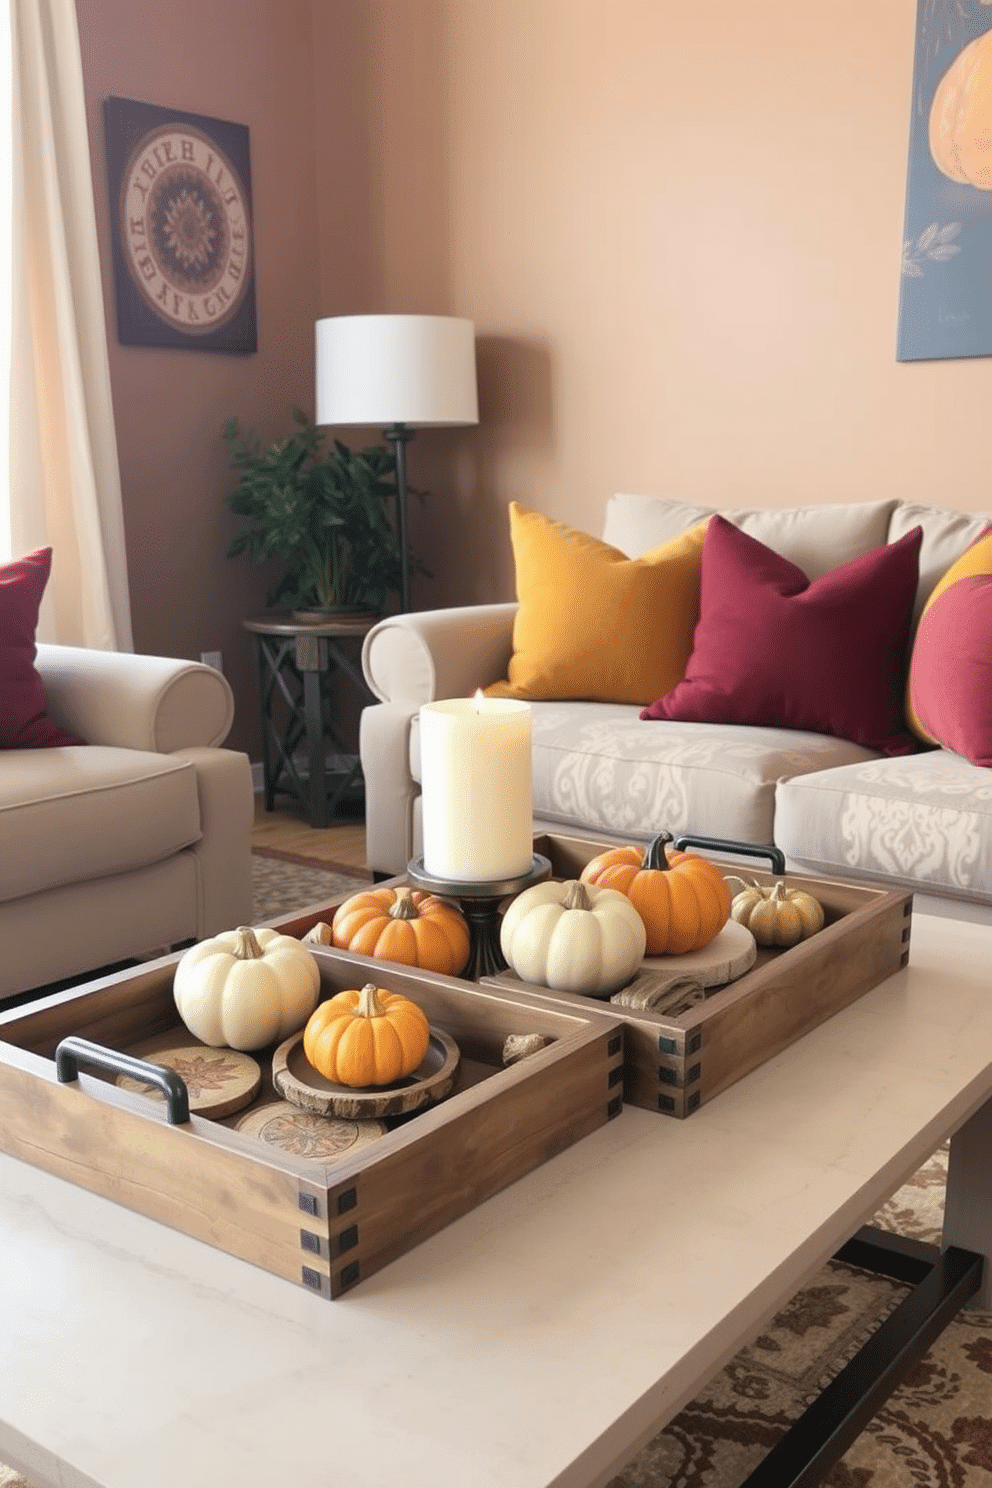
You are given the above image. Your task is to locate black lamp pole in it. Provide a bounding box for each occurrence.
[384,422,413,613]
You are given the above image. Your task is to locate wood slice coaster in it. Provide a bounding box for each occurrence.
[116,1045,262,1119]
[640,918,757,988]
[235,1102,387,1159]
[272,1027,461,1120]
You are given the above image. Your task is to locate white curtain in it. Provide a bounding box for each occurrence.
[5,0,133,649]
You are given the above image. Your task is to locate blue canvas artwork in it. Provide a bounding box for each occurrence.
[897,0,992,360]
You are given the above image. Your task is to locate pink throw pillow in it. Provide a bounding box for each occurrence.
[909,570,992,767]
[0,548,85,748]
[641,516,922,756]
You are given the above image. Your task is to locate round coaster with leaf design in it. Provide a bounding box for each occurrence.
[234,1101,387,1159]
[116,1044,261,1119]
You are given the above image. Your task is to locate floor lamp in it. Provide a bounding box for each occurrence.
[315,314,479,613]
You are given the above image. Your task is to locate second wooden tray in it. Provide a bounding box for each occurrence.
[482,832,913,1118]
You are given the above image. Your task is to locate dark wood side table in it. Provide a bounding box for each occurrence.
[243,613,378,829]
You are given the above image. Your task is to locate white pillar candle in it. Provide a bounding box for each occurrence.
[420,695,533,881]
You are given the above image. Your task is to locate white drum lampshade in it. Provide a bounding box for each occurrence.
[314,314,479,612]
[315,314,478,429]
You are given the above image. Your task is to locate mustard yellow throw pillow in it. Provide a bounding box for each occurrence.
[485,503,710,706]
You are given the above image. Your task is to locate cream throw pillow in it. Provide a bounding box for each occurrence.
[485,503,710,706]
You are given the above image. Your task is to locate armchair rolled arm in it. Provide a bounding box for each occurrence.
[361,603,518,706]
[35,644,235,753]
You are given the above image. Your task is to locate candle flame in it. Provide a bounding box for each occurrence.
[473,687,485,711]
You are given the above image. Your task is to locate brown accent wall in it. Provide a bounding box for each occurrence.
[75,0,358,758]
[76,0,991,760]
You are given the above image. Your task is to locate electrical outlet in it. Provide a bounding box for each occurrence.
[200,650,223,673]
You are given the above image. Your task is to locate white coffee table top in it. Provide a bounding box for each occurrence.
[2,910,991,1488]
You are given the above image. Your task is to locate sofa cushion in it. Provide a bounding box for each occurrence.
[603,492,896,579]
[410,702,879,847]
[0,548,85,750]
[0,746,202,902]
[775,751,992,906]
[906,524,992,763]
[887,501,992,618]
[602,493,717,555]
[641,517,922,756]
[729,501,897,580]
[0,855,200,996]
[485,502,710,706]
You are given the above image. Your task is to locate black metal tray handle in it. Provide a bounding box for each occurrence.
[55,1035,190,1125]
[671,833,786,877]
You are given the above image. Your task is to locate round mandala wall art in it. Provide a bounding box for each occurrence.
[104,95,257,354]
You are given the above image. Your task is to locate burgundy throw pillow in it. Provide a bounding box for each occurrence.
[0,547,85,748]
[640,516,922,756]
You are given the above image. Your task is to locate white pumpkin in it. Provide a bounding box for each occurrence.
[500,879,646,996]
[173,926,321,1050]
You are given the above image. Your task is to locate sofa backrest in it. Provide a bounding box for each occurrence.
[887,501,992,616]
[602,492,992,619]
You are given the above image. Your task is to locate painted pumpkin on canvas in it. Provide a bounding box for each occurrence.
[930,24,992,189]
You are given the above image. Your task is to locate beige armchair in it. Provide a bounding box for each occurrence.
[0,645,255,1002]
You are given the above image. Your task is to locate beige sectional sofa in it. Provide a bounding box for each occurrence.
[1,645,254,1002]
[359,493,992,919]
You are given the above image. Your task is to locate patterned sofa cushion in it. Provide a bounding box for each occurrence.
[410,702,879,848]
[774,751,992,906]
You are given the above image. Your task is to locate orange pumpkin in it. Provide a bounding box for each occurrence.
[930,29,992,189]
[331,888,470,977]
[579,831,731,956]
[303,983,430,1087]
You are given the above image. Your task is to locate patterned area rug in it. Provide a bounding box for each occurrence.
[250,846,372,921]
[607,1146,992,1488]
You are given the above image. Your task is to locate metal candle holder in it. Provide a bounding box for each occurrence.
[406,853,552,980]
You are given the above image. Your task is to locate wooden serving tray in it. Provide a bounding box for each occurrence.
[0,946,624,1298]
[256,836,911,1119]
[478,832,914,1119]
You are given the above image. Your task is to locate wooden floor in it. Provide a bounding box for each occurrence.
[251,795,369,870]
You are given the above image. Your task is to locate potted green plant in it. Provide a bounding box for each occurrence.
[222,409,415,617]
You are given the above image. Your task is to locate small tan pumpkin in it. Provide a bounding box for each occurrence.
[579,831,731,956]
[303,983,431,1087]
[331,888,470,977]
[729,879,824,949]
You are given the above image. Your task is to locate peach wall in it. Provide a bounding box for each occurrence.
[366,0,990,607]
[73,0,992,761]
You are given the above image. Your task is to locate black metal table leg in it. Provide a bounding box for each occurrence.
[296,632,330,830]
[739,1227,984,1488]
